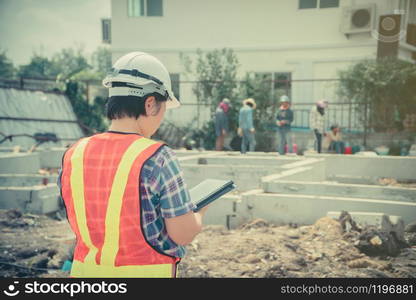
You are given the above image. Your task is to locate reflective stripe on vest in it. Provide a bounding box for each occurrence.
[66,135,176,278]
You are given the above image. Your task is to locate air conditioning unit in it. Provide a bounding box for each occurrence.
[341,4,376,36]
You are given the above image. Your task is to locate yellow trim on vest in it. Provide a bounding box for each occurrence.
[100,137,157,266]
[70,137,98,264]
[71,260,173,278]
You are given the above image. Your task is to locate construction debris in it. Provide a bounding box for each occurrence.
[1,210,415,278]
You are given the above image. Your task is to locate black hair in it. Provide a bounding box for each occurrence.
[105,93,166,120]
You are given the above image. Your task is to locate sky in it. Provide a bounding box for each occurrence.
[0,0,111,66]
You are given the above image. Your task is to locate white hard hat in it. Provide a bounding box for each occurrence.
[280,95,290,103]
[102,52,180,109]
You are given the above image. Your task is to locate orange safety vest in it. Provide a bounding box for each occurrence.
[61,132,180,278]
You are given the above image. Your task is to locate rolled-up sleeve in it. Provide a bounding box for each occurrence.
[155,147,196,218]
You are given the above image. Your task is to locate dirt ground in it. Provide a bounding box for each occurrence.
[1,209,415,278]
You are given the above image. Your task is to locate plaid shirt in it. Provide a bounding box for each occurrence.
[140,145,195,257]
[58,144,195,259]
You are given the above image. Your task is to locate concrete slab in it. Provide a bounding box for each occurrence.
[0,152,41,174]
[202,194,238,227]
[37,148,66,169]
[182,164,282,191]
[0,174,59,187]
[263,180,416,203]
[0,184,60,214]
[239,192,416,225]
[192,156,301,167]
[305,154,416,182]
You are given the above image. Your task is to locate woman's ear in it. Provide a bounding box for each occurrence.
[145,96,156,116]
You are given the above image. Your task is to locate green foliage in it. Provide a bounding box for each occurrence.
[17,47,91,81]
[180,48,240,149]
[91,46,112,77]
[18,55,59,78]
[338,58,416,132]
[65,81,107,134]
[192,48,239,108]
[0,50,15,78]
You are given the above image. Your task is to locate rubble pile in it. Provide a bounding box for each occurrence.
[179,217,416,278]
[0,209,415,278]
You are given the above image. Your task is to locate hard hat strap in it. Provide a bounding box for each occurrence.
[116,68,164,86]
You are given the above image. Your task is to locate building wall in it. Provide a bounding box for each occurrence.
[110,0,414,127]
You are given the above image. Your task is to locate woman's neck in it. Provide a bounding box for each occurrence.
[108,118,148,137]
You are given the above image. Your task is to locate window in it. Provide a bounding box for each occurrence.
[319,0,339,8]
[299,0,317,9]
[170,73,180,100]
[101,19,111,44]
[128,0,163,17]
[299,0,339,9]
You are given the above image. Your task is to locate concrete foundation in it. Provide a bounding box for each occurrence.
[0,153,41,174]
[0,184,61,214]
[305,154,416,182]
[241,192,416,225]
[0,174,58,187]
[263,180,416,203]
[184,151,416,228]
[38,148,66,169]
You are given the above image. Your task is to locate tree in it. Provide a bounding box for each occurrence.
[180,48,240,149]
[92,46,112,76]
[0,50,15,78]
[65,81,107,134]
[338,58,416,132]
[53,48,90,80]
[18,55,58,78]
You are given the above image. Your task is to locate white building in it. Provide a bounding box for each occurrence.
[109,0,416,128]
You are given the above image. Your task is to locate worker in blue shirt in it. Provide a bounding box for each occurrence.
[238,98,256,153]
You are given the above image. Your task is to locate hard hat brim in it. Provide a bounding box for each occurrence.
[166,89,181,109]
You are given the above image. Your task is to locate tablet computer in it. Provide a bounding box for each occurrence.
[189,179,236,212]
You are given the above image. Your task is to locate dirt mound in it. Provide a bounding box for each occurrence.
[1,209,415,278]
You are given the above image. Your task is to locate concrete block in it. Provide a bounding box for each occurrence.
[0,184,60,214]
[241,191,416,225]
[0,174,59,187]
[305,154,416,182]
[227,198,252,229]
[0,153,40,174]
[327,211,406,242]
[182,164,282,191]
[263,180,416,203]
[201,194,237,227]
[37,148,66,169]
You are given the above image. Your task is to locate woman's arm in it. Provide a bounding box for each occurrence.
[165,206,209,245]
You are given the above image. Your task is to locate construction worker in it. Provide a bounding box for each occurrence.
[238,98,256,153]
[310,99,328,153]
[214,98,231,151]
[58,52,208,278]
[276,95,294,155]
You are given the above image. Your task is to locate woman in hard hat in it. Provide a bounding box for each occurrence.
[59,52,208,278]
[238,98,256,153]
[276,95,294,155]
